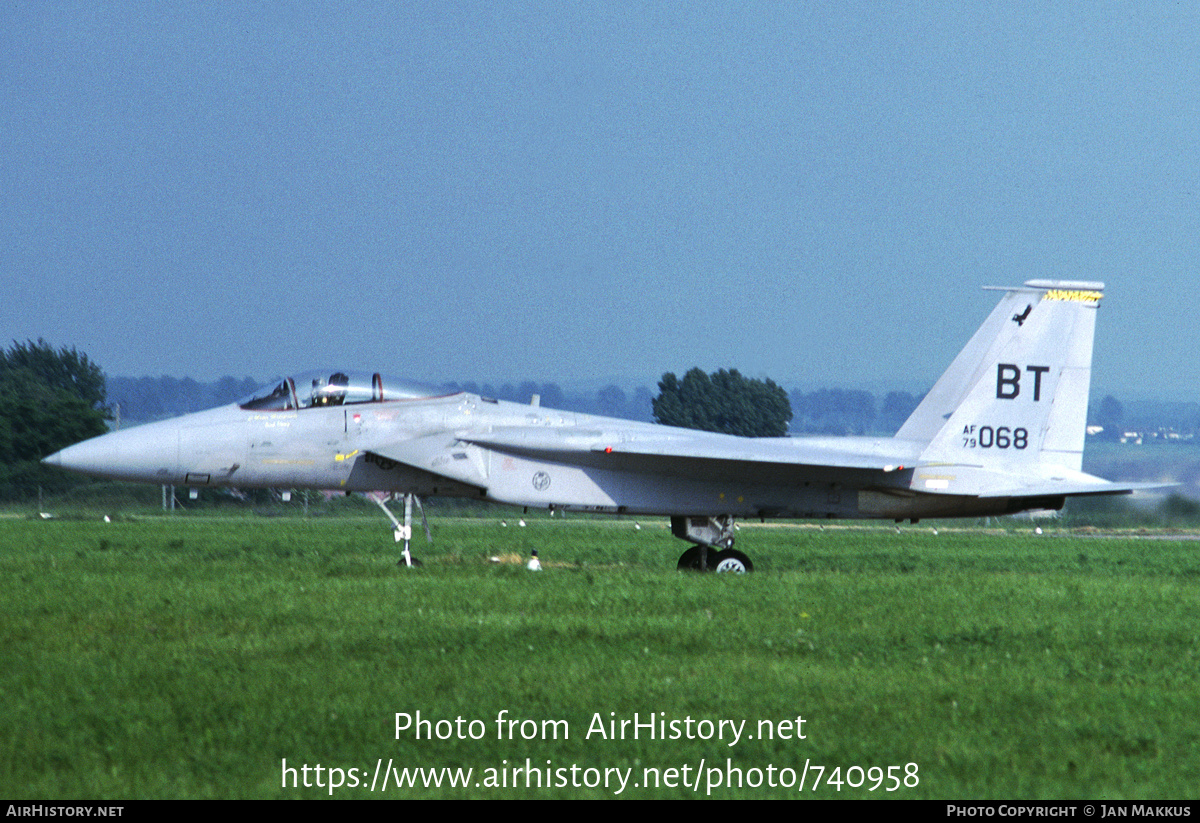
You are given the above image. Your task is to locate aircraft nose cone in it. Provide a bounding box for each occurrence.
[43,436,125,478]
[42,424,180,483]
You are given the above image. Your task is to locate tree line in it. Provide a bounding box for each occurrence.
[438,381,654,423]
[107,375,261,423]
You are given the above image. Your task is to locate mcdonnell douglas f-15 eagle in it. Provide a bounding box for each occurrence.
[44,280,1156,572]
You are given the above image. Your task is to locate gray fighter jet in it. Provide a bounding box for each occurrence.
[44,280,1156,571]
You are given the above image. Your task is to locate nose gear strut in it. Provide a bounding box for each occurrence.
[371,492,430,567]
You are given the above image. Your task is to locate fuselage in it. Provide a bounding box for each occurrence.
[45,283,1143,534]
[44,386,1051,522]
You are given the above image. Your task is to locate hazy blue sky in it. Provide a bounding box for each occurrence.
[3,3,1198,399]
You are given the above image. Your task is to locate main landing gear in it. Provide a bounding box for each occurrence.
[370,492,429,568]
[672,515,754,573]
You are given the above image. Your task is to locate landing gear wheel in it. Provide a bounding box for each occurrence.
[397,557,423,568]
[677,545,707,571]
[712,549,753,574]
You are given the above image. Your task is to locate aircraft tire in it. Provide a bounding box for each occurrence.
[677,546,706,571]
[712,549,753,574]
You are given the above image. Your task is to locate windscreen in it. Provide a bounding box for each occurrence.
[238,371,449,411]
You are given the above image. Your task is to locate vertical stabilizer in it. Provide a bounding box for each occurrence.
[901,280,1103,473]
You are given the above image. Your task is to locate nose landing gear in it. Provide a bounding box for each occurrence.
[370,492,429,567]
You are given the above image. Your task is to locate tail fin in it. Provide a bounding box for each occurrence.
[899,280,1103,473]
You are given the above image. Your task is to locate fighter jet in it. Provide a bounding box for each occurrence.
[44,280,1156,572]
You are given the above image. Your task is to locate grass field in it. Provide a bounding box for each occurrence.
[2,510,1198,799]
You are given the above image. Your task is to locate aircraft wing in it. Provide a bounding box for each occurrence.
[366,426,1170,502]
[465,427,910,470]
[368,425,922,489]
[467,431,1172,498]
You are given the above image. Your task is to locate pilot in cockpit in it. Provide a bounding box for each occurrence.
[310,372,350,406]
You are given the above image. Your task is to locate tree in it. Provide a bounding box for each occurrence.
[2,339,106,409]
[1089,394,1125,442]
[653,368,792,437]
[0,340,111,499]
[597,384,627,416]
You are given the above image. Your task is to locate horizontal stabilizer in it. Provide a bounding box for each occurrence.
[910,461,1174,499]
[977,480,1173,499]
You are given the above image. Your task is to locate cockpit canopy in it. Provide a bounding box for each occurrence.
[238,370,450,411]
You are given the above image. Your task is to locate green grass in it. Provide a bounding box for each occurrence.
[2,515,1198,798]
